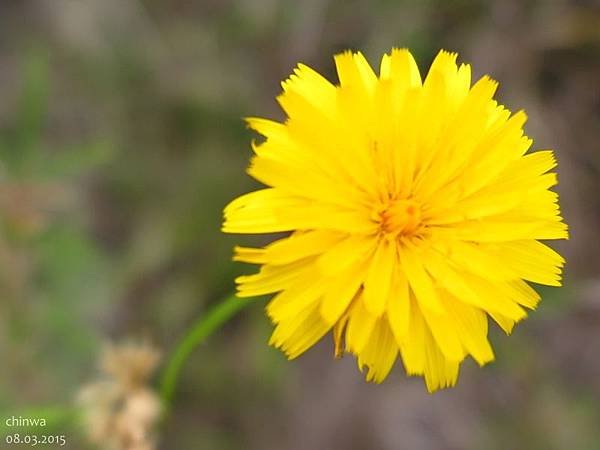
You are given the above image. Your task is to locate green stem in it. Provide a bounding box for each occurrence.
[159,293,249,410]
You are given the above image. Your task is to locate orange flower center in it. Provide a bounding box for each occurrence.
[376,198,422,238]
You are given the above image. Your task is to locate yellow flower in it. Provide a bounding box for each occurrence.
[222,49,567,392]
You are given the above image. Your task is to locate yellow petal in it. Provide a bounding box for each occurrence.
[317,235,376,276]
[442,295,494,366]
[233,246,267,264]
[320,260,365,324]
[420,301,466,362]
[399,245,444,313]
[269,303,331,359]
[334,51,377,93]
[266,272,326,322]
[381,48,422,87]
[356,318,398,383]
[345,296,377,354]
[363,239,397,316]
[398,297,427,375]
[236,258,314,297]
[422,326,460,392]
[386,268,411,344]
[264,230,344,265]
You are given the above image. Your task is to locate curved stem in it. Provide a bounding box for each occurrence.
[159,293,249,410]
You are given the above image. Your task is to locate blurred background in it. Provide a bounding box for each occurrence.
[0,0,599,449]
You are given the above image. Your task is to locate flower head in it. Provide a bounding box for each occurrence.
[222,49,567,391]
[77,341,162,450]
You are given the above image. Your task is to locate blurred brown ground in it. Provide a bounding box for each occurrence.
[0,1,599,449]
